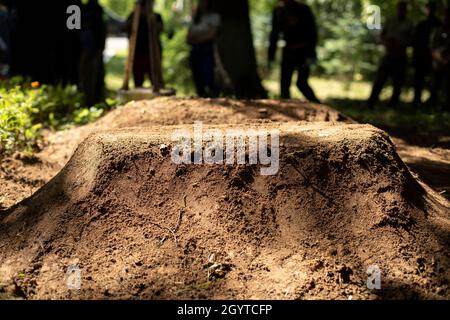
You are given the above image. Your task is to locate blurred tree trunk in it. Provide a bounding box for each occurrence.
[211,0,267,99]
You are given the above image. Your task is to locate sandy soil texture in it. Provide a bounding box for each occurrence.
[0,98,449,299]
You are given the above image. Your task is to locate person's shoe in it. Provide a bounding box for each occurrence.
[310,97,321,104]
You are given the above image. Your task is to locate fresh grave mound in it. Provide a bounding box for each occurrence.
[43,97,352,174]
[1,98,350,210]
[92,97,351,129]
[0,122,449,300]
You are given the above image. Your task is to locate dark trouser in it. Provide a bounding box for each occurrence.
[133,53,152,88]
[368,55,407,108]
[79,50,105,107]
[190,43,217,97]
[413,57,432,105]
[281,48,319,103]
[430,64,450,111]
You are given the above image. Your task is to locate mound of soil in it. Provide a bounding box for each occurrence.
[1,122,449,299]
[0,98,350,209]
[48,97,351,167]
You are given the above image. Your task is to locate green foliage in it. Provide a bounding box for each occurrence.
[0,78,107,156]
[32,84,84,126]
[73,106,105,125]
[99,0,135,18]
[162,28,196,95]
[0,85,42,154]
[307,0,440,80]
[157,1,196,95]
[328,98,450,133]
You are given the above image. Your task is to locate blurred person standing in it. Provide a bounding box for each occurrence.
[187,0,221,97]
[269,0,320,102]
[413,1,442,107]
[0,2,12,78]
[55,0,82,86]
[429,6,450,111]
[79,0,106,106]
[367,1,413,109]
[126,0,164,88]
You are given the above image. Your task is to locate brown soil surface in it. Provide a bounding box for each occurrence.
[394,140,450,199]
[0,98,449,300]
[0,98,350,209]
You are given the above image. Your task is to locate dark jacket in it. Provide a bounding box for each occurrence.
[269,1,317,61]
[413,16,442,65]
[82,1,106,54]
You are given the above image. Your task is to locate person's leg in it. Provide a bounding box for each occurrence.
[94,51,105,104]
[444,65,450,111]
[280,50,295,99]
[203,45,217,97]
[189,47,205,97]
[429,68,443,108]
[296,64,320,103]
[133,54,145,88]
[368,57,390,108]
[82,55,98,107]
[414,64,426,105]
[147,61,154,88]
[389,57,406,107]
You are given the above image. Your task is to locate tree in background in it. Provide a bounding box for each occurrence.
[210,0,267,98]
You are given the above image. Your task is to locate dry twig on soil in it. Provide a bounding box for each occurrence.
[153,195,186,247]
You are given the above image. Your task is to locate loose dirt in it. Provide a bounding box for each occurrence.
[0,98,351,208]
[0,98,449,300]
